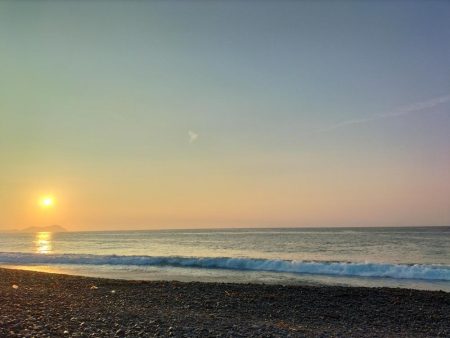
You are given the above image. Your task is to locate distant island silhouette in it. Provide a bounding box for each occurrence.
[20,225,67,233]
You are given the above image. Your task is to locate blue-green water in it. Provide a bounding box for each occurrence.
[0,227,449,291]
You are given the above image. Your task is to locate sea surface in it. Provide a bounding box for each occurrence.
[0,227,449,291]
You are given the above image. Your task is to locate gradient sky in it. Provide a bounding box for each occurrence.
[1,1,449,231]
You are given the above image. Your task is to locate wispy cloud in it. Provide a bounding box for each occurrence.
[188,130,199,143]
[318,94,450,132]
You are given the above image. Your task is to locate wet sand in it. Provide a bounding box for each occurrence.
[0,267,449,337]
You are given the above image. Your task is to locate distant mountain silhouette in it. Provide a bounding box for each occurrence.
[21,225,67,233]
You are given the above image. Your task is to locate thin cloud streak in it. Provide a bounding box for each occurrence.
[318,94,450,133]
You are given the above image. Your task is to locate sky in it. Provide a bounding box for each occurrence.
[1,1,449,231]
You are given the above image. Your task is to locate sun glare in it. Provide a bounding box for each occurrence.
[35,232,53,254]
[40,196,54,208]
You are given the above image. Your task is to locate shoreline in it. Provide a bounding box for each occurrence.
[2,263,450,293]
[1,267,449,337]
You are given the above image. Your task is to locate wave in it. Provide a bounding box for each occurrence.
[0,252,449,281]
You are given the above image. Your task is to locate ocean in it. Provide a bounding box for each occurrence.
[0,227,449,291]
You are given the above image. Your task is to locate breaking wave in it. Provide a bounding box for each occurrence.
[0,252,449,281]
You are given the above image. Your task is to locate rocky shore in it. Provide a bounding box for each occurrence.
[0,267,449,337]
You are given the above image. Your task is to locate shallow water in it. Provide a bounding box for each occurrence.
[0,227,449,291]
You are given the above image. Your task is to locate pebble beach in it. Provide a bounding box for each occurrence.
[1,267,449,337]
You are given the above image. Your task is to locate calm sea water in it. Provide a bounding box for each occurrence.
[0,227,449,291]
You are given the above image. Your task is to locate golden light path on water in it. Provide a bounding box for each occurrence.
[35,232,53,254]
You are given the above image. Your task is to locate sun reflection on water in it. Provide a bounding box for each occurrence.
[35,232,53,254]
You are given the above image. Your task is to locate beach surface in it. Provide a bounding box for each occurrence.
[0,268,449,337]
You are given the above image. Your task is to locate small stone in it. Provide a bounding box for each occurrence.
[12,284,19,289]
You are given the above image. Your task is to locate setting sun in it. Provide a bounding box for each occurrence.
[40,196,55,208]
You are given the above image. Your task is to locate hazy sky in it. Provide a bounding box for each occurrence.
[1,1,449,231]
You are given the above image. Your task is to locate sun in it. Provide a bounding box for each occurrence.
[40,196,55,208]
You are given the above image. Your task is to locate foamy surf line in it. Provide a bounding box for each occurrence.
[0,252,449,281]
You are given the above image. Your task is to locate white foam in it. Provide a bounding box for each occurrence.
[0,252,449,281]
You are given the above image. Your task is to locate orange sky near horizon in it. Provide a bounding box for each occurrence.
[3,149,449,231]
